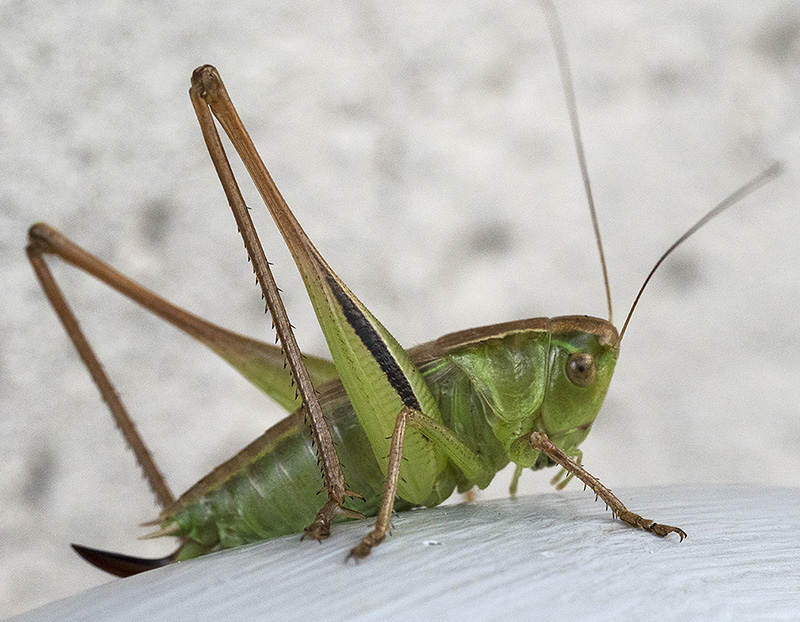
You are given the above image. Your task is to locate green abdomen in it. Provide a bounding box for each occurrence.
[161,382,388,559]
[161,357,506,560]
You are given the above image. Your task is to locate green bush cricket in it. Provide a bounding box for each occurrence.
[25,2,780,577]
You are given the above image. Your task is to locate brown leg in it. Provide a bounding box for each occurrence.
[529,431,686,540]
[549,448,582,490]
[347,404,497,559]
[348,407,412,560]
[27,228,175,510]
[189,66,359,538]
[27,219,345,514]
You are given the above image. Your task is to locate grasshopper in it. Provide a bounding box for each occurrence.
[26,3,778,576]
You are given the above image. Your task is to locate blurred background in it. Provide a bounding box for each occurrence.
[2,0,799,616]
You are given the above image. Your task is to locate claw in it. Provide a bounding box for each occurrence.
[648,522,687,541]
[302,521,330,543]
[301,496,365,542]
[618,510,687,541]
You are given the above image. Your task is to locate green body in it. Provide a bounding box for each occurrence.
[162,316,619,560]
[31,53,767,571]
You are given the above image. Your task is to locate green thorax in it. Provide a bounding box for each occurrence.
[428,316,619,469]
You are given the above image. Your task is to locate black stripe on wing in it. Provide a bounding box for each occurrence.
[326,275,420,411]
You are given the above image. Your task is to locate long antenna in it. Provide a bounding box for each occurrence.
[540,0,613,324]
[618,162,782,343]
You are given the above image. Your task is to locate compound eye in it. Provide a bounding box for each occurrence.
[566,352,596,387]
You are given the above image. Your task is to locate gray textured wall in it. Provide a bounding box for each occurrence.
[2,1,799,617]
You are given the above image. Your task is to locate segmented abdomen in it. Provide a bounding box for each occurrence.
[158,352,505,560]
[161,381,397,560]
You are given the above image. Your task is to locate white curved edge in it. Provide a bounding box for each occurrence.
[8,486,799,622]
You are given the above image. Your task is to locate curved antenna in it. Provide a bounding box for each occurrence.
[618,162,782,343]
[540,0,613,323]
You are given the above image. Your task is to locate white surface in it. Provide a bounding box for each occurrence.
[2,1,800,617]
[8,487,800,622]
